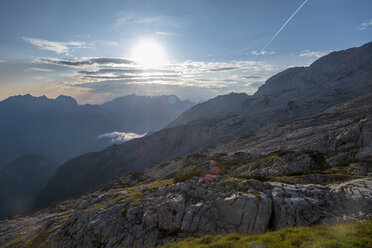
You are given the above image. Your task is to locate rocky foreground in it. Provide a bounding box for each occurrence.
[0,93,371,247]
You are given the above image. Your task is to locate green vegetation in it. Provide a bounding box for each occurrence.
[147,179,174,192]
[268,149,294,157]
[160,220,372,248]
[42,198,80,213]
[233,149,295,176]
[233,152,246,156]
[286,169,327,176]
[234,174,276,182]
[173,169,202,183]
[217,160,240,175]
[127,171,145,180]
[1,234,27,248]
[189,153,209,159]
[335,157,372,167]
[232,133,255,146]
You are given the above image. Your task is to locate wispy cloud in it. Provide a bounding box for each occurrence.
[22,37,89,54]
[0,60,7,63]
[262,0,309,51]
[115,14,178,27]
[37,57,134,68]
[241,76,261,79]
[299,50,331,59]
[35,56,278,103]
[209,66,239,72]
[104,41,119,46]
[26,67,53,72]
[251,50,275,56]
[97,131,146,144]
[155,31,181,36]
[359,18,372,30]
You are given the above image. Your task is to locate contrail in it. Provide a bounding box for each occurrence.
[262,0,309,51]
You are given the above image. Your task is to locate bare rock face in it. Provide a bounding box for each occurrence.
[6,177,364,248]
[270,178,372,230]
[167,92,250,128]
[219,93,372,158]
[234,150,328,177]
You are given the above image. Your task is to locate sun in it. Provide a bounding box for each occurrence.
[131,39,167,68]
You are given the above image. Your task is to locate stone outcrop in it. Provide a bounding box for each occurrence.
[2,176,370,248]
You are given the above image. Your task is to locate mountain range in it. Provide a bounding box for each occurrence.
[0,41,371,248]
[0,94,194,168]
[36,41,372,208]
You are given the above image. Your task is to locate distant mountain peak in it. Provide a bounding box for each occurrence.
[55,95,78,106]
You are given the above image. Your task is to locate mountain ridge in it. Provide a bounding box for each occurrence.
[1,92,371,247]
[36,41,372,209]
[0,93,195,167]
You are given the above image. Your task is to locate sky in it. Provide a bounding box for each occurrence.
[0,0,371,103]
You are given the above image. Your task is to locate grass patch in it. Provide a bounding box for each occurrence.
[42,198,80,213]
[335,157,372,167]
[286,169,327,176]
[190,153,208,159]
[268,149,295,157]
[173,169,202,183]
[233,174,276,182]
[125,171,145,181]
[147,179,174,192]
[233,152,246,156]
[233,133,255,146]
[127,190,143,206]
[160,220,372,248]
[217,160,240,175]
[1,235,27,248]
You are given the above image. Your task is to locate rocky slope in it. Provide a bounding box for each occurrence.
[37,42,372,208]
[167,92,250,128]
[0,92,371,248]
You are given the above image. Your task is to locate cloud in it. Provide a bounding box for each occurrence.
[243,76,261,79]
[37,57,134,68]
[104,41,119,46]
[97,131,146,144]
[23,37,88,54]
[251,50,275,56]
[37,57,275,77]
[155,31,181,36]
[26,67,53,72]
[299,50,330,59]
[35,56,279,103]
[115,14,178,27]
[209,66,239,72]
[359,18,372,30]
[0,60,7,63]
[79,68,175,75]
[79,60,273,87]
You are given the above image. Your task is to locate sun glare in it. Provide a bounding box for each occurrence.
[131,40,167,68]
